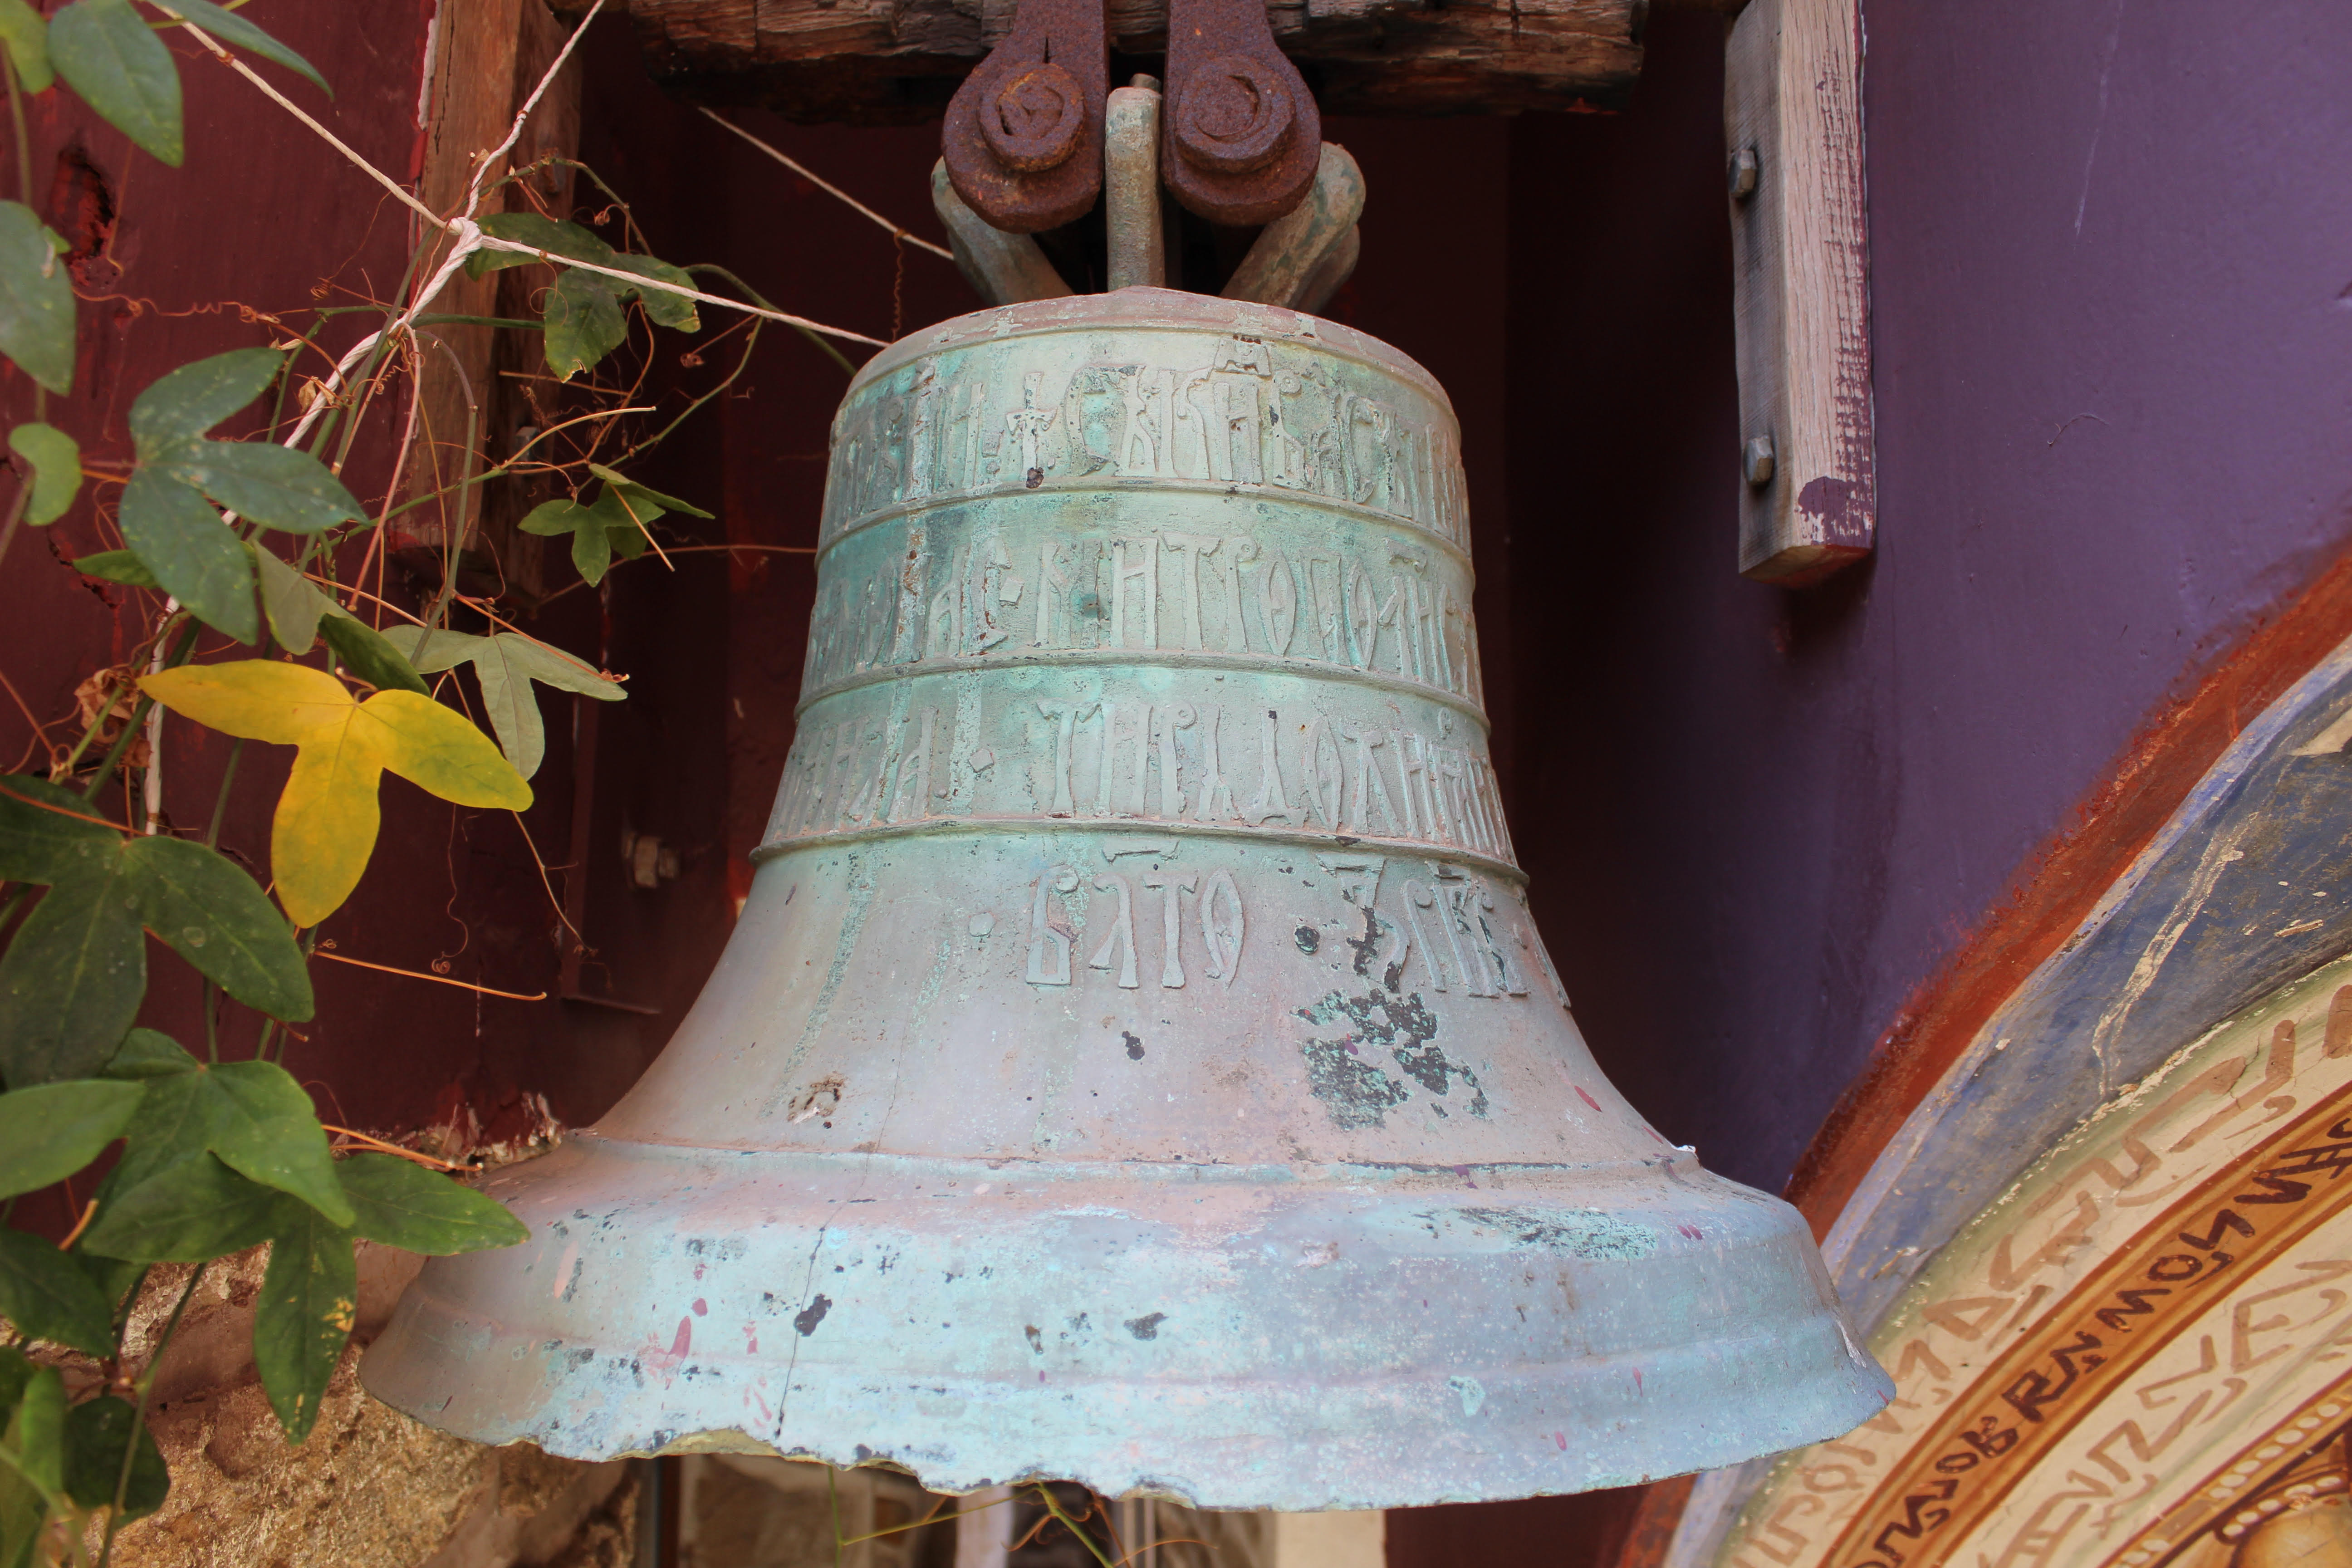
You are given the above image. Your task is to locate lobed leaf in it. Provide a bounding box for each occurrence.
[0,0,53,93]
[377,625,485,676]
[140,662,529,926]
[0,1230,117,1354]
[0,1079,142,1200]
[0,773,114,884]
[99,1052,346,1223]
[368,690,534,811]
[4,1365,63,1495]
[542,268,626,381]
[338,1152,528,1254]
[603,253,700,333]
[464,212,614,279]
[252,1200,354,1443]
[0,867,144,1086]
[201,1060,349,1223]
[8,422,79,524]
[79,1151,280,1261]
[59,1396,168,1516]
[139,657,355,745]
[127,347,280,457]
[49,0,181,167]
[586,463,710,520]
[118,833,313,1021]
[152,0,328,96]
[0,203,74,396]
[100,1027,196,1080]
[250,545,332,652]
[154,436,363,534]
[318,612,427,696]
[70,549,160,589]
[118,466,257,643]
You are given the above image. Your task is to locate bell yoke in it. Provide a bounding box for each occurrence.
[362,0,1892,1510]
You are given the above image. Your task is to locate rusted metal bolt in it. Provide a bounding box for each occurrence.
[984,62,1086,172]
[1742,434,1776,487]
[1171,54,1294,174]
[1728,146,1759,201]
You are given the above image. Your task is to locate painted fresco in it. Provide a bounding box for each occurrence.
[1666,637,2352,1568]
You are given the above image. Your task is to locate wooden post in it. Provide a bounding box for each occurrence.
[397,0,583,599]
[1724,0,1874,586]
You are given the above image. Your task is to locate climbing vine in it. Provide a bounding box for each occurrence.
[0,2,868,1560]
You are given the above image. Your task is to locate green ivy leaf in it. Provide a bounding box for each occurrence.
[584,463,712,520]
[250,546,330,652]
[0,864,143,1087]
[0,1079,142,1199]
[59,1396,168,1517]
[518,485,663,588]
[0,0,54,93]
[542,268,627,381]
[337,1152,528,1254]
[0,779,309,1086]
[118,466,256,643]
[101,1026,196,1080]
[318,613,427,696]
[79,1151,280,1261]
[152,437,363,534]
[601,253,700,332]
[69,549,159,589]
[0,773,112,884]
[0,1229,117,1354]
[151,0,327,96]
[127,347,280,458]
[101,1058,349,1226]
[0,203,74,396]
[49,0,182,167]
[0,1347,29,1414]
[380,627,622,779]
[3,1365,63,1494]
[8,423,78,524]
[118,834,312,1023]
[463,212,614,279]
[252,1200,354,1443]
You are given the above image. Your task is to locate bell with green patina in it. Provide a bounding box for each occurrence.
[361,287,1892,1509]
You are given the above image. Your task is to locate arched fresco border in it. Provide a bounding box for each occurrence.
[1659,623,2352,1568]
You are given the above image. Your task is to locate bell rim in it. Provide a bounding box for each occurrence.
[848,285,1458,421]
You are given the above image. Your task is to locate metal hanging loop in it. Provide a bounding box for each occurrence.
[942,0,1109,233]
[1160,0,1319,226]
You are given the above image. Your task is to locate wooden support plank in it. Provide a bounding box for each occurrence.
[562,0,1643,121]
[1723,0,1873,586]
[397,0,583,603]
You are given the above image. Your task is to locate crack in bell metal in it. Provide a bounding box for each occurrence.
[362,287,1893,1509]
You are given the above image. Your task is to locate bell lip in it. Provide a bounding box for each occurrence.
[851,285,1457,421]
[360,1132,1896,1510]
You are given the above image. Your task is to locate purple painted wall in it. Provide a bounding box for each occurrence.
[1502,2,2352,1193]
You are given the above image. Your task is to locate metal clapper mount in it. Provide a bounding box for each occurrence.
[937,0,1359,310]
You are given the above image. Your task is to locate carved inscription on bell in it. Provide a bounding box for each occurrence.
[763,691,1517,869]
[800,521,1484,710]
[822,333,1470,551]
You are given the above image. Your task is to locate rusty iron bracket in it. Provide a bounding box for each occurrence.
[941,0,1109,234]
[1160,0,1320,228]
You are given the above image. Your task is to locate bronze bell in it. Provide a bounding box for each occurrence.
[363,284,1892,1509]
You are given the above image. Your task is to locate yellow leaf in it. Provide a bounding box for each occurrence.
[142,662,531,927]
[140,661,359,744]
[364,691,534,810]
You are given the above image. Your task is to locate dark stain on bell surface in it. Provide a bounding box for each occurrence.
[1297,989,1489,1127]
[1122,1031,1145,1058]
[794,1294,832,1336]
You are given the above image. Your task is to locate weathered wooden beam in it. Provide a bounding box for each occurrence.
[561,0,1643,122]
[1723,0,1873,585]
